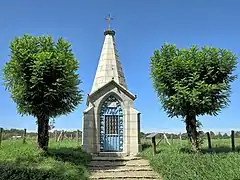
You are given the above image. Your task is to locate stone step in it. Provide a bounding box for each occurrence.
[88,159,149,167]
[91,156,141,161]
[89,166,152,172]
[89,171,159,179]
[101,179,159,180]
[96,152,129,157]
[90,178,159,180]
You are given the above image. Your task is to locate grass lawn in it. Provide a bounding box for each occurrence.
[0,139,91,180]
[1,137,240,180]
[140,138,240,180]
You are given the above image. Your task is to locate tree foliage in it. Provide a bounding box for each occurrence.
[3,34,83,149]
[150,43,237,149]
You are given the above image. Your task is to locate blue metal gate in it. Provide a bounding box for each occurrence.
[100,95,123,152]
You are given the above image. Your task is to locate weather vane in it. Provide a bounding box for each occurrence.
[105,14,114,30]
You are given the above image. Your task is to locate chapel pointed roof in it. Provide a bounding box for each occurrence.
[90,28,127,94]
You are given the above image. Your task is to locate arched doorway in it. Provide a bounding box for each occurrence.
[100,95,123,152]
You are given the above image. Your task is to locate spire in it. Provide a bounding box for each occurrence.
[90,17,127,94]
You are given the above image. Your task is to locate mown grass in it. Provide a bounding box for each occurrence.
[2,137,240,180]
[140,138,240,180]
[0,139,91,180]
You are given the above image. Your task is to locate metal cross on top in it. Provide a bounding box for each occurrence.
[105,14,114,30]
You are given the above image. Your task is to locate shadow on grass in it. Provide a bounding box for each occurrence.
[2,147,91,180]
[45,147,92,166]
[0,160,65,180]
[180,146,240,154]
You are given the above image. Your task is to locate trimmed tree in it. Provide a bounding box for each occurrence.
[150,43,237,150]
[3,34,83,150]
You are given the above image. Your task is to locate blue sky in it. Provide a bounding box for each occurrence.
[0,0,239,133]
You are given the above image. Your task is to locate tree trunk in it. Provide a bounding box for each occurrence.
[37,115,49,151]
[185,114,199,151]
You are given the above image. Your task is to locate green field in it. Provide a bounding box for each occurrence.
[0,139,91,180]
[140,138,240,180]
[1,138,240,180]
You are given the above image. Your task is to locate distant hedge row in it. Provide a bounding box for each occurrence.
[0,163,65,180]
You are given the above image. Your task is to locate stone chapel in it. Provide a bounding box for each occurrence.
[82,24,141,156]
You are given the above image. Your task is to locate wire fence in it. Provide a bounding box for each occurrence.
[1,127,239,152]
[0,128,82,147]
[142,130,240,155]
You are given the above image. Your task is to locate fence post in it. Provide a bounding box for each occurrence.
[171,135,173,145]
[207,132,212,150]
[0,128,3,147]
[179,133,182,146]
[55,130,58,142]
[76,130,78,141]
[163,132,166,144]
[23,128,27,144]
[77,130,80,142]
[231,130,235,151]
[152,136,156,156]
[61,130,64,141]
